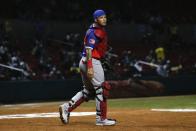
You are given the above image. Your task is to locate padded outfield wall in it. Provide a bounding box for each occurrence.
[0,75,196,104]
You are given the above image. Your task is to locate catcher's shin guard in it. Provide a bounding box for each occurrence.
[95,82,112,120]
[67,88,89,112]
[95,85,110,120]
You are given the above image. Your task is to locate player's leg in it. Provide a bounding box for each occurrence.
[95,82,116,126]
[92,59,116,126]
[59,87,90,124]
[59,58,92,124]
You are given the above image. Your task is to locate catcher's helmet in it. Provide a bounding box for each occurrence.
[93,9,106,19]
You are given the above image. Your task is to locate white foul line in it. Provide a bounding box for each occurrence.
[151,109,196,112]
[0,112,96,119]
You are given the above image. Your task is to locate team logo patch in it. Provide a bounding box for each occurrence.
[89,39,95,44]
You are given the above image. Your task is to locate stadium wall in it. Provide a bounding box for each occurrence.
[0,75,196,104]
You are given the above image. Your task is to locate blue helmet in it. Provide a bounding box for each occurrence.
[93,9,106,19]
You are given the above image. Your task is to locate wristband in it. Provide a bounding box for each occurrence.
[87,59,93,68]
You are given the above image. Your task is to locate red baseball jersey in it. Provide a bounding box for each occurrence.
[82,23,108,59]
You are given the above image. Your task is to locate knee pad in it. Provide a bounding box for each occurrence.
[95,81,111,100]
[82,88,90,101]
[95,87,104,102]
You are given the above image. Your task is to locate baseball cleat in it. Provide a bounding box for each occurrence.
[96,118,116,126]
[59,104,70,124]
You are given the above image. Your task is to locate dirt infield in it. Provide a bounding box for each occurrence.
[0,101,196,131]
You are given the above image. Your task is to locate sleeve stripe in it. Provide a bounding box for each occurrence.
[85,46,93,49]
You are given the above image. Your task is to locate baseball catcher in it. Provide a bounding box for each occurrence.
[59,9,116,126]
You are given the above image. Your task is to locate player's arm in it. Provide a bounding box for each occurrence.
[86,47,93,79]
[85,31,98,79]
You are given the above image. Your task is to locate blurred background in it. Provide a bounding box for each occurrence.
[0,0,196,103]
[0,0,196,80]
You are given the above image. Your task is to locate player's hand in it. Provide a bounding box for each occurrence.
[87,67,94,80]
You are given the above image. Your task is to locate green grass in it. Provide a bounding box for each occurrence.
[82,95,196,109]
